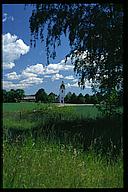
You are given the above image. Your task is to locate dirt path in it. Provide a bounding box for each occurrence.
[56,103,98,107]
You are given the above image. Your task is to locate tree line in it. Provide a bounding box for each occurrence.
[2,88,123,106]
[3,89,25,103]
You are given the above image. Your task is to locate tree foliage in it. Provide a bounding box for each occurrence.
[28,3,123,116]
[35,88,48,103]
[29,3,123,88]
[2,89,25,102]
[48,92,57,103]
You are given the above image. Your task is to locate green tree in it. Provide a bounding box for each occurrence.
[84,94,90,104]
[35,88,48,103]
[70,93,77,104]
[48,92,56,103]
[15,89,25,102]
[77,93,85,104]
[7,89,17,102]
[2,90,7,103]
[28,3,123,116]
[65,92,72,103]
[3,89,25,103]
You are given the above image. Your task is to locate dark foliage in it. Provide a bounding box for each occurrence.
[3,89,25,103]
[28,3,123,91]
[27,3,123,116]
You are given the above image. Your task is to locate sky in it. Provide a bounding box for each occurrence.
[2,4,93,96]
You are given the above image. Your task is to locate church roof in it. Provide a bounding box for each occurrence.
[60,82,65,89]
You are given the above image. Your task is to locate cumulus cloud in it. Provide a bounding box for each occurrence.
[72,79,78,83]
[21,71,38,78]
[3,80,26,89]
[65,82,79,88]
[2,13,14,23]
[51,74,63,81]
[44,75,51,78]
[22,61,74,77]
[3,47,95,91]
[23,64,45,75]
[19,77,43,85]
[3,62,15,69]
[46,63,74,74]
[3,77,43,90]
[65,83,72,88]
[2,13,8,22]
[3,33,30,69]
[65,79,92,89]
[64,75,75,80]
[5,72,21,80]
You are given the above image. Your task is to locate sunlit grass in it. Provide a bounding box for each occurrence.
[3,139,123,188]
[3,102,123,188]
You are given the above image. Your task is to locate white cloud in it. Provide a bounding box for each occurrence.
[22,64,45,75]
[3,62,15,69]
[2,81,25,89]
[71,82,79,87]
[21,71,38,78]
[3,48,95,91]
[5,72,21,80]
[3,76,43,90]
[65,82,79,88]
[64,75,75,80]
[3,33,30,69]
[19,77,43,85]
[2,13,14,22]
[46,63,74,74]
[10,16,14,21]
[51,74,63,81]
[22,62,74,77]
[65,83,71,88]
[44,75,52,78]
[65,79,92,89]
[2,13,8,22]
[72,79,78,83]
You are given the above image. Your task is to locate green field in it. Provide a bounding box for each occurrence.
[3,102,123,188]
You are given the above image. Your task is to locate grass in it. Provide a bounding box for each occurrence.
[3,102,39,112]
[3,139,123,188]
[3,102,123,188]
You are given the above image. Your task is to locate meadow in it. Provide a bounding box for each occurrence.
[3,102,123,188]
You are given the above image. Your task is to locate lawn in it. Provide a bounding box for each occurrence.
[3,102,123,188]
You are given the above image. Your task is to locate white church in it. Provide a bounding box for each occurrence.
[59,81,65,104]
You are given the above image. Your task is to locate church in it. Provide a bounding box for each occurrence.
[59,81,65,104]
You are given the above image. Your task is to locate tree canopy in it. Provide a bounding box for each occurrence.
[28,3,123,92]
[35,88,48,103]
[3,89,25,102]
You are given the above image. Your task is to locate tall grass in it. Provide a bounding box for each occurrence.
[3,139,123,188]
[3,103,123,188]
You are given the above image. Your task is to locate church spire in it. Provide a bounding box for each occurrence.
[59,81,65,104]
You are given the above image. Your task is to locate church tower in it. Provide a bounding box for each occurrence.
[59,81,65,104]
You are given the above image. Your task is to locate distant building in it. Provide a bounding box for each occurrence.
[59,81,65,104]
[22,95,36,102]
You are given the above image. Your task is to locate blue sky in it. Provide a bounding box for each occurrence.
[2,4,93,96]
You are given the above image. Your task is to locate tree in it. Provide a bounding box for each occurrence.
[15,89,25,102]
[77,93,85,104]
[70,93,77,104]
[3,90,7,102]
[7,89,17,102]
[84,94,90,104]
[28,3,123,116]
[35,88,48,103]
[65,92,72,103]
[2,89,25,103]
[48,92,56,103]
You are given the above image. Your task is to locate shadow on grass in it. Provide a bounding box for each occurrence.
[31,113,123,161]
[4,110,123,161]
